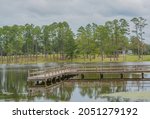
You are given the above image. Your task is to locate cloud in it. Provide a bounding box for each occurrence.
[0,0,149,20]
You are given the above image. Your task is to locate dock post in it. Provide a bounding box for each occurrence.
[100,73,103,79]
[120,73,123,79]
[142,72,144,79]
[81,74,84,80]
[36,81,39,85]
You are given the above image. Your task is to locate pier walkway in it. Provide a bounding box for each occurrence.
[27,64,150,86]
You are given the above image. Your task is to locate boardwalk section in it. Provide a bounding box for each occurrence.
[27,66,78,86]
[28,67,77,80]
[27,64,150,86]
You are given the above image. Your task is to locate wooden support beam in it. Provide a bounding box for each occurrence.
[100,73,103,79]
[142,72,144,79]
[120,73,123,79]
[81,74,84,80]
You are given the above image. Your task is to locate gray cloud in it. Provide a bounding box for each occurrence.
[0,0,149,20]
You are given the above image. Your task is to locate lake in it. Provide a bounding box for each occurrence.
[0,62,150,102]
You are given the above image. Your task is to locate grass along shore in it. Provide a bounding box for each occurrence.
[0,54,150,64]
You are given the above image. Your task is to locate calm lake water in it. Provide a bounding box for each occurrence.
[0,62,150,102]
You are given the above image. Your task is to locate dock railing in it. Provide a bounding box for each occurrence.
[76,64,150,73]
[28,65,78,78]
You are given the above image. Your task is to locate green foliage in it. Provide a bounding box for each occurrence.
[0,17,149,63]
[77,24,97,58]
[131,17,148,59]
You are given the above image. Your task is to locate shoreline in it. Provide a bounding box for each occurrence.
[0,54,150,65]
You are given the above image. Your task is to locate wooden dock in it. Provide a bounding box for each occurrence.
[27,64,150,86]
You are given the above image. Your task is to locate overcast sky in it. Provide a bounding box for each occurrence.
[0,0,150,43]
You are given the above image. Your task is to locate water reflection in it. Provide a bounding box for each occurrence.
[0,68,28,101]
[0,63,150,102]
[26,80,150,102]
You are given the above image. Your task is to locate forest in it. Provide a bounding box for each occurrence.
[0,17,149,63]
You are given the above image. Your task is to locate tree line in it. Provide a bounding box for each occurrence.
[0,17,149,63]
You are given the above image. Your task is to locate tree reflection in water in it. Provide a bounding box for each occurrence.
[1,67,150,102]
[28,81,75,101]
[27,79,150,102]
[0,68,28,101]
[77,80,128,100]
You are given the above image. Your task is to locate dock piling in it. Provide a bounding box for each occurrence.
[142,72,144,79]
[121,73,123,79]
